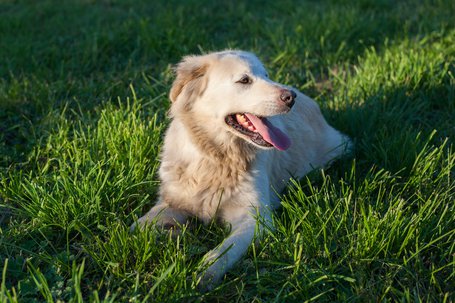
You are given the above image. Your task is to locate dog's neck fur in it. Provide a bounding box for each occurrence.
[158,113,259,219]
[178,111,257,172]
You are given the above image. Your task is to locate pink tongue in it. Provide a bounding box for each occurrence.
[245,114,291,151]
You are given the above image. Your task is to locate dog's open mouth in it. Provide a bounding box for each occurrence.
[225,113,291,150]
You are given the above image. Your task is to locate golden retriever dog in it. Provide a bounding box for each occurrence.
[132,50,351,289]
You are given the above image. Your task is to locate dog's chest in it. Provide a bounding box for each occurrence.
[159,158,256,222]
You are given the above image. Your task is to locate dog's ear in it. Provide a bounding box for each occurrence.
[169,55,209,103]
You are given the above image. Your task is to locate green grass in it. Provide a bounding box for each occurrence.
[1,0,454,301]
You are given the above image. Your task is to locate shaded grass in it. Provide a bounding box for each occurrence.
[1,0,455,302]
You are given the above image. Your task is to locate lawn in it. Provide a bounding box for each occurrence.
[1,0,454,302]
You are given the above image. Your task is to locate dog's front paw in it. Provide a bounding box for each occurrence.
[196,265,223,292]
[129,214,154,232]
[130,216,183,239]
[131,203,189,234]
[130,221,139,232]
[196,252,228,292]
[129,218,144,232]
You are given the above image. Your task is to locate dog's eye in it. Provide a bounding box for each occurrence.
[237,75,252,84]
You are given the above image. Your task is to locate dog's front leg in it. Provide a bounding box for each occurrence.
[198,207,257,290]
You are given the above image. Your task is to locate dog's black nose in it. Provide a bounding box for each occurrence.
[280,89,296,108]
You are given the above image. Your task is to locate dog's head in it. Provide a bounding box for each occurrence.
[169,50,296,151]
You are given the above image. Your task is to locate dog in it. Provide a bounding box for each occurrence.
[131,50,351,289]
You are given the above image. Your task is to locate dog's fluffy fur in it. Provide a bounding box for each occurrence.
[132,50,351,288]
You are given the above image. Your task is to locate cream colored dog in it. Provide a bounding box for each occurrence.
[132,50,351,289]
